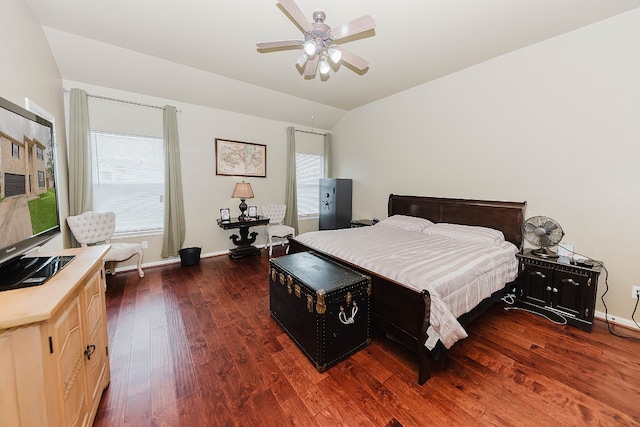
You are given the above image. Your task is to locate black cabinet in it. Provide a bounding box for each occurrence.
[319,178,352,230]
[515,249,601,331]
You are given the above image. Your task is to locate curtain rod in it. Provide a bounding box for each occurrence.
[63,88,172,111]
[294,128,328,136]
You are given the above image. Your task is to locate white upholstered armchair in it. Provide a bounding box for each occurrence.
[67,211,144,278]
[262,204,295,257]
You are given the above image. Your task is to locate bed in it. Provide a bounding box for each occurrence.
[288,194,526,384]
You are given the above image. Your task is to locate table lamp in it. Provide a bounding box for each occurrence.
[231,181,254,220]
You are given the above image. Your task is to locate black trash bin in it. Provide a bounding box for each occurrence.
[179,247,201,266]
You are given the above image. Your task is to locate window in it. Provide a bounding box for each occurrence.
[36,146,44,160]
[12,143,19,158]
[295,132,325,217]
[296,153,323,216]
[90,131,164,235]
[38,171,45,188]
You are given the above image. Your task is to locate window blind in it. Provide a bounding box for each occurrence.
[90,131,164,234]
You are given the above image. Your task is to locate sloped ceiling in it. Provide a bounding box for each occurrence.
[25,0,640,128]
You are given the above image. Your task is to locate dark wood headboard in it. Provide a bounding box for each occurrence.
[388,194,527,248]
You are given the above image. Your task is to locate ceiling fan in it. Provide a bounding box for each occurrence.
[256,0,376,78]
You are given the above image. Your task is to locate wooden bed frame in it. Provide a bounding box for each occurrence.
[289,194,526,384]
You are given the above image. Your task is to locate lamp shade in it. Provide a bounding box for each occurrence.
[232,182,254,199]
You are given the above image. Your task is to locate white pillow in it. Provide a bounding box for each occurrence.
[423,223,505,246]
[375,215,433,232]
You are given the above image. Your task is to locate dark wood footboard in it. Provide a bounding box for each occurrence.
[369,273,433,384]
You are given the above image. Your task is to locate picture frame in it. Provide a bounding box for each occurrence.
[248,206,258,218]
[220,208,231,221]
[215,138,267,177]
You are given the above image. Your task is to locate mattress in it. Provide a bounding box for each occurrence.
[294,225,519,349]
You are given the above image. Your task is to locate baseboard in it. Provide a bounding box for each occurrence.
[112,247,260,274]
[594,310,640,331]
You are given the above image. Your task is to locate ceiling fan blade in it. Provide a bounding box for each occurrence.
[334,46,369,71]
[329,14,376,40]
[304,55,319,76]
[256,40,303,50]
[278,0,313,33]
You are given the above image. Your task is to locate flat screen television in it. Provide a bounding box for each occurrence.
[0,96,72,291]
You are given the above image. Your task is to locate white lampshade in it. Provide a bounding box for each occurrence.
[303,40,317,57]
[318,58,331,75]
[328,46,342,64]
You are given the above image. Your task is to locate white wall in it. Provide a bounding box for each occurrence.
[63,81,327,266]
[0,0,68,251]
[332,9,640,325]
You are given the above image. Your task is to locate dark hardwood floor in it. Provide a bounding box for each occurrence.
[94,247,640,426]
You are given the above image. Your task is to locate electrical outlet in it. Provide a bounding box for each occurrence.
[142,241,148,249]
[632,286,640,299]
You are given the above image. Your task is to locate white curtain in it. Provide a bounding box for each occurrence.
[284,126,299,233]
[68,88,93,247]
[161,105,186,257]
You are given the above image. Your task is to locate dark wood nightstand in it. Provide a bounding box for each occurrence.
[350,219,374,228]
[515,249,601,331]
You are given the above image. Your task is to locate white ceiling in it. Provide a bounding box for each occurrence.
[25,0,640,118]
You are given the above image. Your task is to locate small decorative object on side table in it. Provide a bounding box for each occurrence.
[218,216,270,259]
[515,249,601,332]
[350,219,374,228]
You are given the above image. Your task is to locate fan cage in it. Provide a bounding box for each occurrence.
[523,216,564,258]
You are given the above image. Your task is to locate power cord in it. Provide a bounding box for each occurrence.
[557,244,640,341]
[598,263,640,341]
[502,291,569,326]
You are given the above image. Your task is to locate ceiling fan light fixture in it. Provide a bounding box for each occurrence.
[296,53,308,67]
[328,46,342,64]
[318,57,331,75]
[303,40,317,57]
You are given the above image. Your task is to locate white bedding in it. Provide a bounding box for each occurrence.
[294,225,519,349]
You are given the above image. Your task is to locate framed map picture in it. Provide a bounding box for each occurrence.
[215,138,267,177]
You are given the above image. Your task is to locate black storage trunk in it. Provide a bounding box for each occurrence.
[269,252,371,372]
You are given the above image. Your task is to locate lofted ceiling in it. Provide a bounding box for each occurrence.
[24,0,640,127]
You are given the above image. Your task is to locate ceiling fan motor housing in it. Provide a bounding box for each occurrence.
[304,13,332,55]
